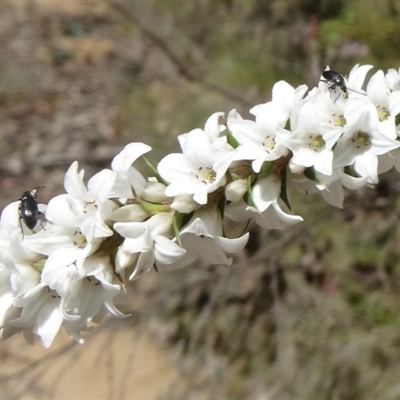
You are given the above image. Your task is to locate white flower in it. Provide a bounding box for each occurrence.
[0,262,21,340]
[0,202,43,263]
[158,114,232,205]
[334,102,400,183]
[305,85,348,132]
[46,162,117,242]
[250,80,308,125]
[141,181,169,203]
[320,65,372,97]
[286,102,343,176]
[225,174,302,230]
[251,175,303,229]
[114,212,186,279]
[290,168,368,208]
[40,237,102,290]
[111,142,151,198]
[227,108,291,173]
[158,207,249,270]
[108,204,149,223]
[10,282,78,348]
[170,194,199,213]
[346,64,373,93]
[254,201,303,230]
[230,82,308,173]
[225,179,247,202]
[38,245,127,342]
[365,69,400,139]
[60,253,127,322]
[385,67,400,91]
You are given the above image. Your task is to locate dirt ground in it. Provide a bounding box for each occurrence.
[0,322,185,400]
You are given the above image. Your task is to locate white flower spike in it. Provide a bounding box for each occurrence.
[1,63,400,347]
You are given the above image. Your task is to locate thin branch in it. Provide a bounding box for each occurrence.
[110,0,254,108]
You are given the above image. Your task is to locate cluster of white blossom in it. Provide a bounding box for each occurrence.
[1,64,400,347]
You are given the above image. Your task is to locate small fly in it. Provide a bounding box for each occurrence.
[320,69,365,102]
[18,186,46,238]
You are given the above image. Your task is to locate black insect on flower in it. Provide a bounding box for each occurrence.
[18,186,46,238]
[320,69,365,103]
[320,70,349,103]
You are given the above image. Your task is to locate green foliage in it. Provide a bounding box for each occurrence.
[320,0,400,69]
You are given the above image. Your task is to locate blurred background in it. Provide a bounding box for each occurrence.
[2,0,400,399]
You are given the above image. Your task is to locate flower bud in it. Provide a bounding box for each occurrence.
[225,179,247,202]
[170,195,198,213]
[147,212,174,237]
[141,181,169,203]
[109,204,148,222]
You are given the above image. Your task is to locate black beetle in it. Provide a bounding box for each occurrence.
[17,186,46,236]
[320,69,365,102]
[321,70,348,103]
[321,70,348,95]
